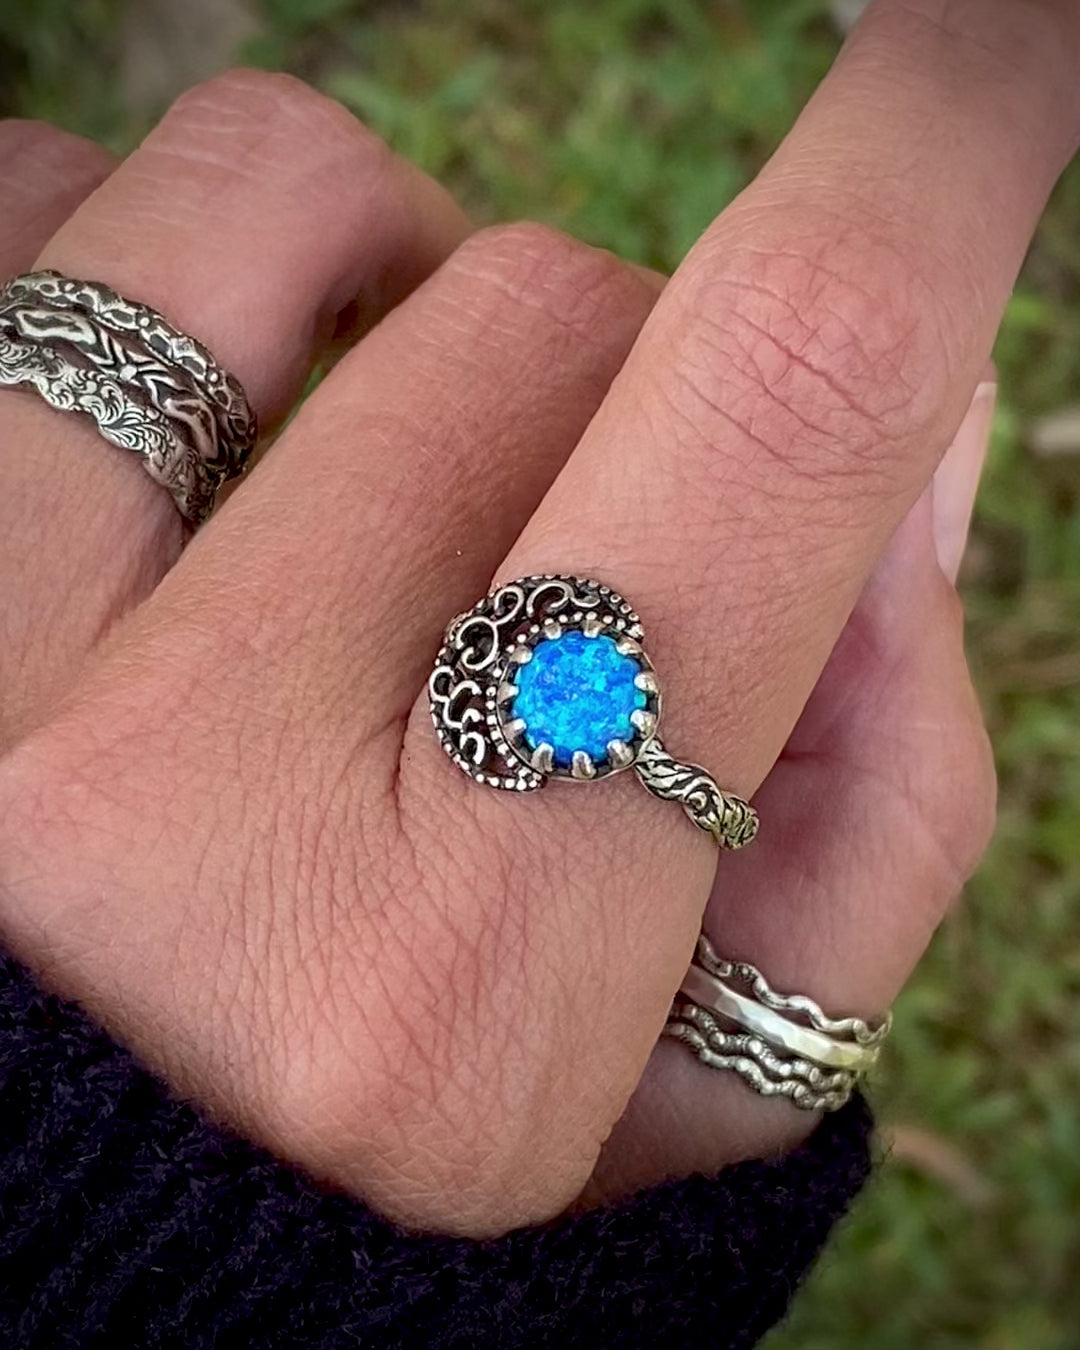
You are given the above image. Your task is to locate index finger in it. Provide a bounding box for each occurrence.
[496,0,1080,789]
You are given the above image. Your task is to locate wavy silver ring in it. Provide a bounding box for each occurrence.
[663,934,893,1111]
[429,573,758,849]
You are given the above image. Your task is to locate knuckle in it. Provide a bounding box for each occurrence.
[158,68,393,184]
[663,223,952,484]
[0,118,113,195]
[445,221,655,347]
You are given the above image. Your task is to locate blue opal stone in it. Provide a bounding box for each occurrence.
[511,629,647,769]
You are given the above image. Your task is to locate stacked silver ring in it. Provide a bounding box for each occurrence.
[0,270,255,524]
[663,934,891,1111]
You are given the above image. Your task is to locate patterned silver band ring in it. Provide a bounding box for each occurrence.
[677,963,881,1073]
[0,331,210,518]
[0,270,256,524]
[429,573,759,849]
[663,1006,858,1112]
[0,270,255,468]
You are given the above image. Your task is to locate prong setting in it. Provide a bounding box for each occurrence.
[494,595,661,782]
[571,750,597,780]
[530,743,555,773]
[606,739,634,768]
[630,708,657,739]
[504,717,527,742]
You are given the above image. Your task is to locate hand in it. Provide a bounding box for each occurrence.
[0,1,1076,1238]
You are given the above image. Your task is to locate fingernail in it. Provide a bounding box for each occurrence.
[932,381,996,584]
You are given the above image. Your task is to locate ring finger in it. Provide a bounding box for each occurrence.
[0,70,468,748]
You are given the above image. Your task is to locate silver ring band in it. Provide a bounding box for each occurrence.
[0,270,255,524]
[663,1008,857,1112]
[0,331,209,517]
[677,963,881,1073]
[0,271,255,469]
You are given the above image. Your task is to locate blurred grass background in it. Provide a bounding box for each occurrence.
[2,1,1079,1345]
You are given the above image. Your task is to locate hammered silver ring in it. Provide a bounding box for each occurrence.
[428,573,758,850]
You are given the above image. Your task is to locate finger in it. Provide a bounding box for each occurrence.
[466,0,1076,1062]
[382,0,1074,1219]
[0,122,114,276]
[0,120,114,741]
[0,71,468,748]
[133,224,663,731]
[501,0,1079,784]
[588,388,996,1200]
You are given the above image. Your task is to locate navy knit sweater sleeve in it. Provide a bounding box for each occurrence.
[0,949,872,1349]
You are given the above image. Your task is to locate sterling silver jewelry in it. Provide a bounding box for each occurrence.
[0,331,210,518]
[663,933,892,1110]
[0,270,255,524]
[664,1003,858,1112]
[429,574,758,849]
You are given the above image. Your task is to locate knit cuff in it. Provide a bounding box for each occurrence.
[0,950,872,1349]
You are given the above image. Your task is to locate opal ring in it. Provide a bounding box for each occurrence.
[428,574,758,850]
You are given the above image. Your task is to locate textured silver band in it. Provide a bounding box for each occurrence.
[0,331,208,514]
[636,737,759,849]
[677,964,881,1073]
[663,933,892,1111]
[0,270,255,524]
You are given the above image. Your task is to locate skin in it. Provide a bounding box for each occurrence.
[0,0,1077,1238]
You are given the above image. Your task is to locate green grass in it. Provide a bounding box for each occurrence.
[3,2,1080,1345]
